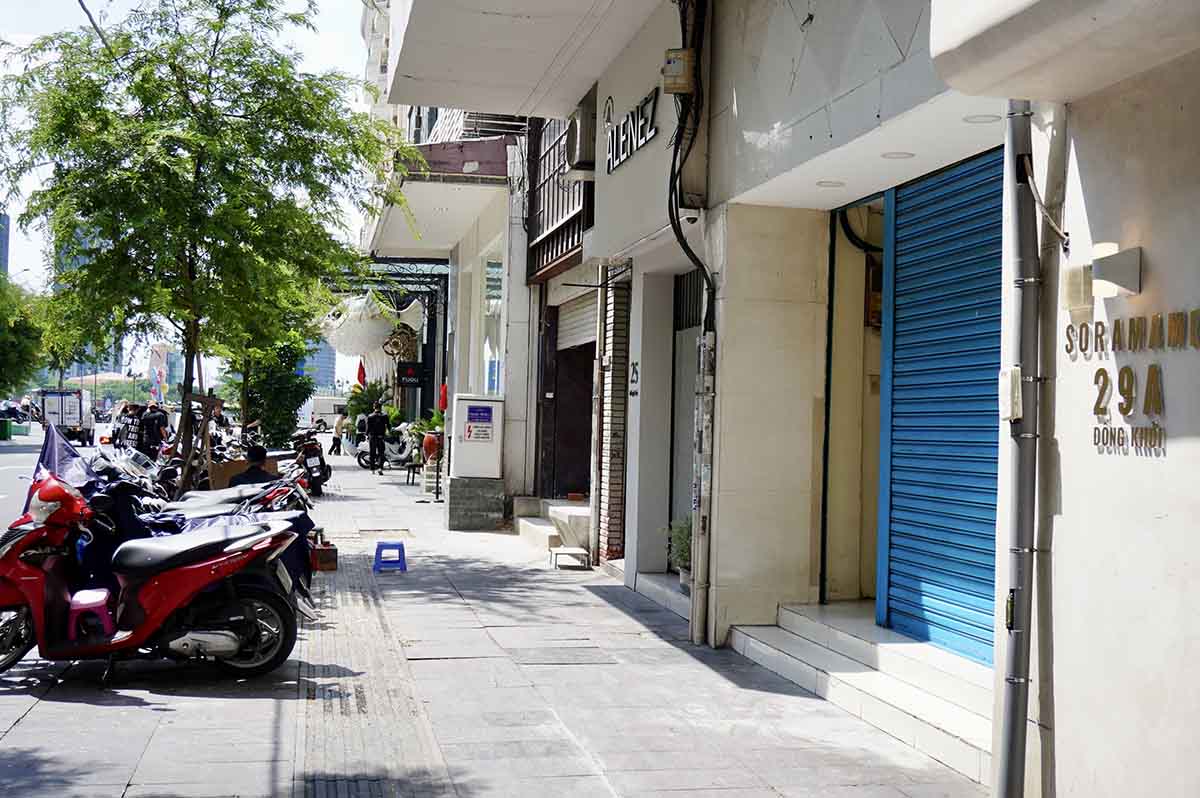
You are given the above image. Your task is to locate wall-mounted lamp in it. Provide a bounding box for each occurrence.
[1092,246,1141,298]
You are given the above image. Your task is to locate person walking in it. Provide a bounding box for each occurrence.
[121,403,145,455]
[330,412,346,456]
[139,401,169,460]
[366,402,388,475]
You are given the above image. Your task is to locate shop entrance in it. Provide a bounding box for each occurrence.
[822,148,1002,666]
[551,342,595,498]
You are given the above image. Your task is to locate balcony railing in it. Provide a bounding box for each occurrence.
[527,118,593,281]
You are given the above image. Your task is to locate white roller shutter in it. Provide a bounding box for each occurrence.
[556,293,597,350]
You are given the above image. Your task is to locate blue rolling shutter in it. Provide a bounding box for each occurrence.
[877,149,1003,665]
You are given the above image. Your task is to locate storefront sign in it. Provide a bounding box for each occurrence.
[1064,308,1200,453]
[604,87,659,174]
[395,361,422,387]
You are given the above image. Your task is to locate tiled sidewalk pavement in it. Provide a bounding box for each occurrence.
[304,456,988,798]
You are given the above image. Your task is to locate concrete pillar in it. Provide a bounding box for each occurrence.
[624,270,675,583]
[501,143,537,496]
[705,203,830,645]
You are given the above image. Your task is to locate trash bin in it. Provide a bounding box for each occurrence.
[0,420,11,441]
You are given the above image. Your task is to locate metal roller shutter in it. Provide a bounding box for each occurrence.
[556,293,597,351]
[878,148,1003,665]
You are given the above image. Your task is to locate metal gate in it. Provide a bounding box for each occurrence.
[877,148,1003,665]
[557,293,598,350]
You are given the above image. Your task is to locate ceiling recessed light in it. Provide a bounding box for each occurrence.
[881,151,915,159]
[963,114,1002,124]
[816,180,845,188]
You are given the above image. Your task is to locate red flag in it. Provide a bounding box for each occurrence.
[357,360,367,387]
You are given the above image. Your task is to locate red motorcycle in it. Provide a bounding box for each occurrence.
[0,474,301,679]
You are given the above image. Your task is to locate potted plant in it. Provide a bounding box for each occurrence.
[669,517,692,595]
[411,408,445,463]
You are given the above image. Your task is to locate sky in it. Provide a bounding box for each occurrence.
[1,0,368,384]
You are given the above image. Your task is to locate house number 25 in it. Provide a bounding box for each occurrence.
[1092,364,1165,417]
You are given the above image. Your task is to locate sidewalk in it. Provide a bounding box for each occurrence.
[0,450,987,797]
[303,457,988,798]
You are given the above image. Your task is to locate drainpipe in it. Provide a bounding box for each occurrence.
[589,261,608,566]
[997,98,1042,798]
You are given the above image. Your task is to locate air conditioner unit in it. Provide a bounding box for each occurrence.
[564,105,596,181]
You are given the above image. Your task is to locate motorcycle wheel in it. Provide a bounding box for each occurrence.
[217,587,297,678]
[356,452,371,470]
[0,609,35,674]
[310,482,323,497]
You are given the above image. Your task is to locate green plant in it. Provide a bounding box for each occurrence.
[410,407,445,436]
[345,381,388,424]
[668,517,692,571]
[244,332,315,446]
[0,275,42,397]
[383,404,405,427]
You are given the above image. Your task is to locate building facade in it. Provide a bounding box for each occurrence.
[376,0,1200,793]
[298,339,337,390]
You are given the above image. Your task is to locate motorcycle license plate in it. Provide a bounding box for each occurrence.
[306,457,322,468]
[275,560,293,594]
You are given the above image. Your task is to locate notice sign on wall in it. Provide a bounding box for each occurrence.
[1064,307,1200,454]
[464,405,494,442]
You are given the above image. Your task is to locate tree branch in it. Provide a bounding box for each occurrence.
[76,0,120,62]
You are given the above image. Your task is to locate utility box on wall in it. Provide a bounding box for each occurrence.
[450,394,504,479]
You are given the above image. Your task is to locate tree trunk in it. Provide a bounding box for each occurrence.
[175,321,200,499]
[241,355,251,431]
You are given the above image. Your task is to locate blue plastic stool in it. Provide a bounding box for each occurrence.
[372,541,408,573]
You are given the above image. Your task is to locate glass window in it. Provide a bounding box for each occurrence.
[482,260,503,394]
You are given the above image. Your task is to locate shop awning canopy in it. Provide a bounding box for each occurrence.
[385,0,660,117]
[931,0,1200,101]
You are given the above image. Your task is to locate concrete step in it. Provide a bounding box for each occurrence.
[778,605,993,719]
[512,496,542,518]
[730,624,992,784]
[633,572,689,619]
[516,516,561,551]
[546,503,590,549]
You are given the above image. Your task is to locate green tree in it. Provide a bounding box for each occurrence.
[244,333,315,447]
[0,0,419,492]
[0,276,41,397]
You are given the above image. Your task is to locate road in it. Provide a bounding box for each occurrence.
[0,427,45,524]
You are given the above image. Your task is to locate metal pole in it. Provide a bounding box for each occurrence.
[588,261,609,566]
[997,98,1042,798]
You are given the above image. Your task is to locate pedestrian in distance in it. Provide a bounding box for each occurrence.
[366,402,388,475]
[112,401,131,449]
[330,412,346,456]
[139,400,169,460]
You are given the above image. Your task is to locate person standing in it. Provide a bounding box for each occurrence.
[112,402,130,448]
[140,401,169,460]
[122,403,144,454]
[366,402,388,475]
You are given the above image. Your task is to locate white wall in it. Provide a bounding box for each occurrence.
[502,144,538,496]
[706,203,829,644]
[1008,47,1200,797]
[591,1,679,259]
[708,0,941,206]
[624,269,675,582]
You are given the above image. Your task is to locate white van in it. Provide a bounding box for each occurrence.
[309,395,348,432]
[39,389,95,446]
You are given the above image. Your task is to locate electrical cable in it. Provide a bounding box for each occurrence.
[838,208,882,253]
[1022,154,1068,249]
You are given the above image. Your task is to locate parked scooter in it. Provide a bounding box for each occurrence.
[0,475,301,679]
[290,429,331,496]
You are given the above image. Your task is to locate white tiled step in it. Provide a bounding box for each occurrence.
[778,605,993,719]
[633,572,690,619]
[516,517,560,551]
[730,624,991,784]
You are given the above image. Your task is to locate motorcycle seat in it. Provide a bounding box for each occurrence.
[164,485,265,509]
[165,504,241,520]
[111,524,269,577]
